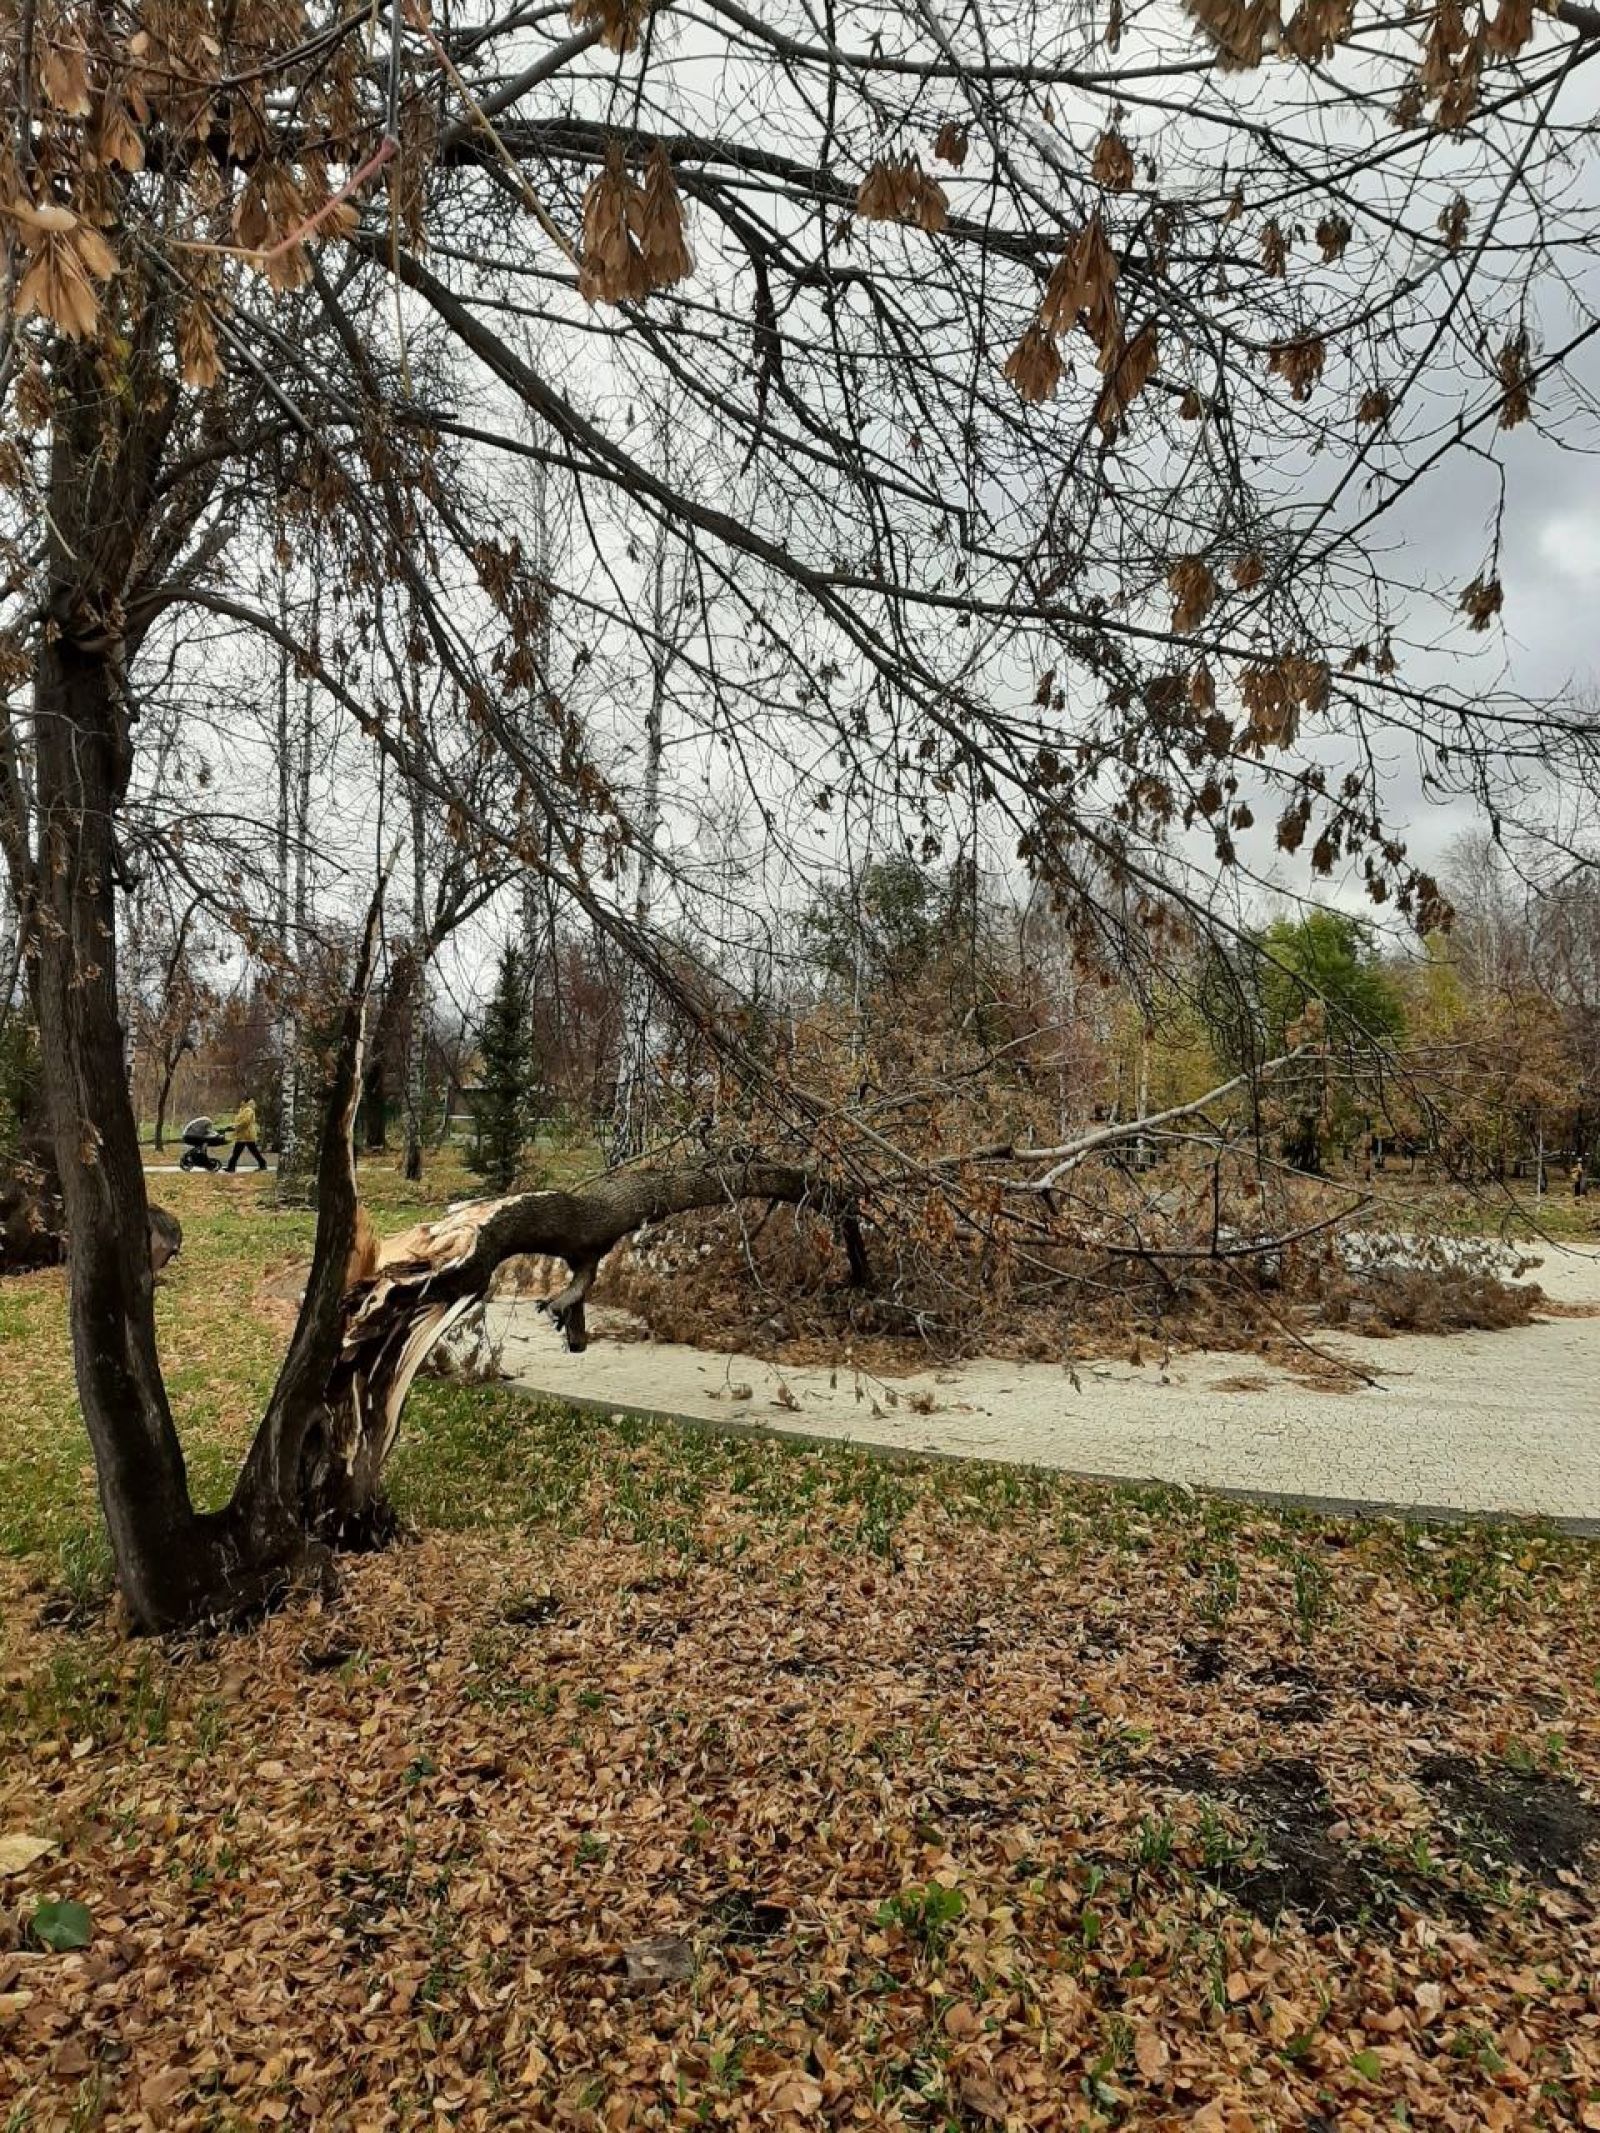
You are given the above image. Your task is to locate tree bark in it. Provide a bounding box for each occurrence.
[153,1038,191,1152]
[230,891,383,1561]
[30,628,217,1629]
[403,779,429,1184]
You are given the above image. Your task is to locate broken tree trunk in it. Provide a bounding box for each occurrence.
[300,1162,864,1544]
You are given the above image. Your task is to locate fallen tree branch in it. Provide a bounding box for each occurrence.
[300,1159,861,1543]
[1009,1049,1308,1191]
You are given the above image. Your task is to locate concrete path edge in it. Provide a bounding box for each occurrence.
[503,1381,1600,1540]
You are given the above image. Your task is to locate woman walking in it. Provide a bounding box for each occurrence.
[225,1096,267,1172]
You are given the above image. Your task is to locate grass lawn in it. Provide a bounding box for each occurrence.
[2,1160,1599,2129]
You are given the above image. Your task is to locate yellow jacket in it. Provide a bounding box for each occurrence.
[233,1101,258,1142]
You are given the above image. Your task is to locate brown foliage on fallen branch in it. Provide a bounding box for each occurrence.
[601,1163,1539,1370]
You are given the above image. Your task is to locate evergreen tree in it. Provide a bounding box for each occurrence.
[471,946,537,1191]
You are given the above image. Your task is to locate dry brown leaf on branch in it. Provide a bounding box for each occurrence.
[1091,129,1136,192]
[1357,385,1391,427]
[12,360,51,431]
[1169,556,1218,633]
[856,154,949,232]
[1282,0,1353,62]
[1459,573,1503,631]
[1259,219,1289,277]
[260,241,311,292]
[1439,193,1470,250]
[1183,0,1280,65]
[639,144,692,291]
[1095,324,1159,434]
[1232,550,1266,589]
[1485,0,1534,54]
[1277,794,1310,851]
[570,0,655,52]
[1419,0,1483,130]
[578,142,650,304]
[39,22,93,116]
[1497,329,1533,427]
[9,202,117,339]
[1315,213,1351,262]
[93,94,146,173]
[1040,214,1119,353]
[233,163,301,254]
[177,303,221,390]
[1003,324,1062,405]
[933,119,970,167]
[1267,334,1325,401]
[1241,652,1328,746]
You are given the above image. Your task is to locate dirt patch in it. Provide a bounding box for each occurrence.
[1182,1638,1229,1684]
[1256,1660,1331,1726]
[1161,1756,1370,1921]
[1419,1753,1600,1882]
[1159,1748,1596,1927]
[1159,1756,1475,1927]
[1358,1676,1436,1711]
[705,1889,791,1945]
[1177,1643,1329,1723]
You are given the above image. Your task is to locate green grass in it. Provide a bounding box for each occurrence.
[390,1370,1592,1625]
[0,1149,481,1569]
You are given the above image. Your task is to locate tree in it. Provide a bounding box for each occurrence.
[7,0,1600,1628]
[471,945,538,1192]
[805,857,947,1006]
[1257,914,1406,1058]
[1201,913,1406,1171]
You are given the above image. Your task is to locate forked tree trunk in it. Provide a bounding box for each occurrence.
[25,342,246,1631]
[30,404,863,1622]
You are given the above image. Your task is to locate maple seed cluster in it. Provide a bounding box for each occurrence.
[7,200,116,341]
[570,0,657,53]
[855,155,950,233]
[1183,0,1534,124]
[578,142,693,305]
[1459,574,1504,632]
[1005,209,1158,436]
[932,120,970,167]
[1168,557,1218,634]
[1239,652,1330,750]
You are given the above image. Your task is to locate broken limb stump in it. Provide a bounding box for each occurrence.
[299,1161,859,1542]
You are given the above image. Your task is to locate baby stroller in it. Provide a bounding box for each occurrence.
[178,1118,230,1172]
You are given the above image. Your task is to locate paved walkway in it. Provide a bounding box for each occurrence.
[144,1158,276,1173]
[490,1245,1600,1529]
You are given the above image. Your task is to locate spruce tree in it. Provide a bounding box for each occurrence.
[471,946,536,1191]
